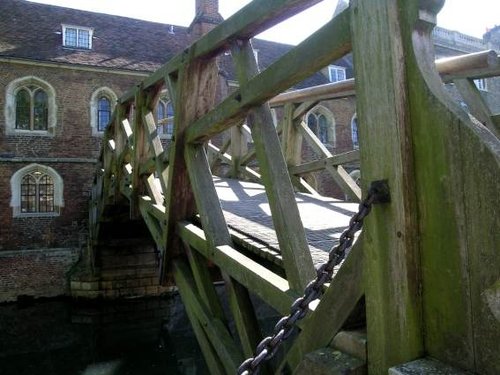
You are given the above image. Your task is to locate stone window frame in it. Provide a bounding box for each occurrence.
[10,164,64,218]
[5,76,57,136]
[62,24,94,50]
[306,105,336,147]
[90,87,117,136]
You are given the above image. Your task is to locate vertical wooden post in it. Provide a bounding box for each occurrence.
[229,124,247,178]
[351,0,423,372]
[281,103,303,168]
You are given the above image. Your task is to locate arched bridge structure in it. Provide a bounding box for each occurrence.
[85,0,500,373]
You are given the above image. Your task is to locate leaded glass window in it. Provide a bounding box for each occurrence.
[15,86,48,131]
[97,97,111,132]
[20,172,54,213]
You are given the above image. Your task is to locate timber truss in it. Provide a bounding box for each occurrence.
[89,0,500,373]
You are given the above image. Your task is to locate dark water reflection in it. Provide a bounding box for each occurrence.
[0,295,206,375]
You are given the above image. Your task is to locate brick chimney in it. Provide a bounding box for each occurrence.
[189,0,224,40]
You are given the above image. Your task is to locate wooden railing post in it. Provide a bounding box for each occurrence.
[351,0,424,372]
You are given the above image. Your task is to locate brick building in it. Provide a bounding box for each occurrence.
[0,0,498,301]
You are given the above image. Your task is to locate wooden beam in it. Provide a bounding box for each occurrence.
[207,143,261,181]
[289,150,360,176]
[177,222,302,316]
[119,0,324,104]
[270,79,356,107]
[453,78,500,138]
[407,4,500,373]
[186,8,352,144]
[300,121,361,201]
[230,38,316,291]
[173,259,237,375]
[185,244,226,323]
[351,0,423,372]
[280,238,365,372]
[436,49,500,82]
[161,55,219,276]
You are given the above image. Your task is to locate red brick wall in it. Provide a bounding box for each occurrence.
[0,248,79,302]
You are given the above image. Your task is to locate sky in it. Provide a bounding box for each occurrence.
[28,0,499,45]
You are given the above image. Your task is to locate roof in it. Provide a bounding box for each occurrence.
[0,0,191,72]
[0,0,345,87]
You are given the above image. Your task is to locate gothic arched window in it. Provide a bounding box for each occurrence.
[156,95,174,139]
[6,76,55,134]
[90,87,117,135]
[306,106,335,146]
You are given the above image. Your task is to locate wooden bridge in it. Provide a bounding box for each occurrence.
[85,0,500,373]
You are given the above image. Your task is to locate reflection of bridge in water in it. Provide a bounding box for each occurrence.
[78,0,500,373]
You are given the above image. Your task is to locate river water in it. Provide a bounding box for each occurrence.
[0,295,206,375]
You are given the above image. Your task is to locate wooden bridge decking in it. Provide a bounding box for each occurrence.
[213,177,358,268]
[85,0,500,373]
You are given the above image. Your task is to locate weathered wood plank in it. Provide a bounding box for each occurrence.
[300,121,361,201]
[409,4,500,373]
[437,49,500,82]
[161,55,219,277]
[280,238,365,372]
[139,196,166,248]
[177,222,302,316]
[173,259,231,375]
[271,78,355,107]
[186,8,352,144]
[207,143,261,181]
[289,150,360,176]
[120,0,324,104]
[185,244,226,324]
[453,78,500,138]
[351,0,424,372]
[230,38,316,291]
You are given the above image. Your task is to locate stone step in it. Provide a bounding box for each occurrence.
[99,252,157,269]
[99,265,158,281]
[331,329,367,361]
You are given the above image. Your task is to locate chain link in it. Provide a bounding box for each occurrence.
[237,181,389,375]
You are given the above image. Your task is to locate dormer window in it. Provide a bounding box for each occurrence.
[328,65,346,83]
[62,25,93,49]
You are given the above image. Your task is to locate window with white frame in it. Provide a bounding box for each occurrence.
[90,87,117,135]
[155,94,174,139]
[5,76,57,136]
[62,25,93,49]
[306,106,335,145]
[474,78,487,91]
[328,65,346,83]
[10,164,64,217]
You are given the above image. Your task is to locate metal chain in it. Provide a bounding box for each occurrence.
[237,180,390,375]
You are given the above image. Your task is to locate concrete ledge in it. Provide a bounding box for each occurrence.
[294,348,366,375]
[389,358,473,374]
